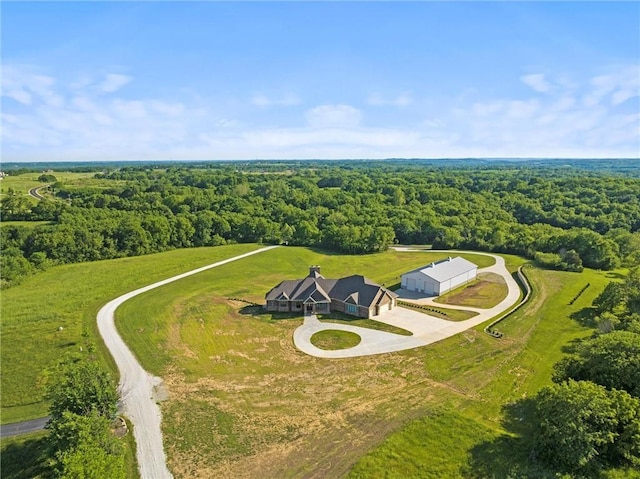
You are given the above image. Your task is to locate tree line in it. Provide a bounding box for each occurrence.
[2,163,639,288]
[514,268,640,475]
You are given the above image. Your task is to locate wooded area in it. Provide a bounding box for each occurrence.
[2,161,639,288]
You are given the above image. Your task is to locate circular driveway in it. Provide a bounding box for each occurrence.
[293,250,521,358]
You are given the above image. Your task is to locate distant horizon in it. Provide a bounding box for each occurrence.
[3,2,639,162]
[2,157,639,167]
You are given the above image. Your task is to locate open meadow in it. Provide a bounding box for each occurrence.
[112,246,633,478]
[0,244,263,424]
[0,171,97,198]
[2,244,636,478]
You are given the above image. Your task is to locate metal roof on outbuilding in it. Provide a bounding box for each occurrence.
[408,256,478,283]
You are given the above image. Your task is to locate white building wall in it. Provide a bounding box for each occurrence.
[402,267,478,296]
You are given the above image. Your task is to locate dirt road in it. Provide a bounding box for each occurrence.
[28,185,46,200]
[97,245,280,479]
[0,416,49,438]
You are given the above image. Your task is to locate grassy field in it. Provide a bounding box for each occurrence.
[0,171,97,198]
[109,247,621,478]
[434,272,508,308]
[397,302,479,321]
[318,314,413,336]
[3,245,628,478]
[310,330,362,350]
[0,431,49,479]
[347,265,639,478]
[0,244,263,424]
[0,221,53,229]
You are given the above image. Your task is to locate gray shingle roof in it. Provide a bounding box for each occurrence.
[266,270,397,308]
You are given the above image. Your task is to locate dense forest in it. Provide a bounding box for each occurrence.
[2,161,640,288]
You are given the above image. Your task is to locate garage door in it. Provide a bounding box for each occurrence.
[425,281,436,295]
[407,278,416,291]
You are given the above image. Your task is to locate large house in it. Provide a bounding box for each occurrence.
[265,266,397,319]
[401,256,478,296]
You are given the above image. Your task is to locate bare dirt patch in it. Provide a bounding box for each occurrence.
[434,272,508,308]
[159,300,462,478]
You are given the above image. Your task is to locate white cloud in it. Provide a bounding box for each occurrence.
[4,89,32,105]
[583,65,639,107]
[521,73,552,93]
[98,74,131,93]
[2,63,638,161]
[1,65,63,107]
[305,104,362,128]
[367,93,412,107]
[507,99,539,119]
[251,93,300,107]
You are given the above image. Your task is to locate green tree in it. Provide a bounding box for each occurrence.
[46,359,118,424]
[594,282,626,315]
[552,331,640,397]
[49,411,125,479]
[533,380,640,472]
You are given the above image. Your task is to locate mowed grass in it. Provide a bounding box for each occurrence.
[113,247,499,477]
[1,245,477,423]
[434,272,508,308]
[0,243,263,423]
[115,247,495,379]
[347,266,635,478]
[4,244,616,478]
[0,431,49,479]
[310,330,362,350]
[117,248,621,478]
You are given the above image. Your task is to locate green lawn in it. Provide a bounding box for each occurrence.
[310,330,362,350]
[0,431,49,479]
[0,243,263,423]
[347,266,637,478]
[2,245,625,478]
[318,314,413,336]
[397,302,478,321]
[1,245,477,423]
[434,272,508,308]
[0,171,97,198]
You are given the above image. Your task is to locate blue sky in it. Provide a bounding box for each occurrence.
[2,1,639,161]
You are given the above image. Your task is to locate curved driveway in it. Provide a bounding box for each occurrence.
[293,249,521,358]
[28,185,47,200]
[97,245,279,479]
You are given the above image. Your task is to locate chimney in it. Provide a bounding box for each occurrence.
[309,265,321,276]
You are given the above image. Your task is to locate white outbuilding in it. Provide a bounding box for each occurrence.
[401,256,478,296]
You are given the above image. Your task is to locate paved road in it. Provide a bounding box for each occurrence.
[293,249,522,358]
[0,417,49,438]
[97,245,280,479]
[28,185,47,200]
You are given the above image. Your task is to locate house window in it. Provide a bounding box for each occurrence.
[279,301,288,307]
[346,304,358,314]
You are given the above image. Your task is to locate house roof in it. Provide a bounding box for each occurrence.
[266,271,397,308]
[404,256,477,283]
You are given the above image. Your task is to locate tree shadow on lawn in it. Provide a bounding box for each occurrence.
[238,305,301,321]
[466,399,557,479]
[570,306,599,328]
[605,272,627,280]
[1,435,51,479]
